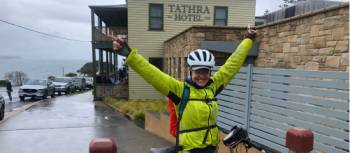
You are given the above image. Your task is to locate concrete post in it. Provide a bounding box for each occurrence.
[89,138,117,153]
[286,127,313,153]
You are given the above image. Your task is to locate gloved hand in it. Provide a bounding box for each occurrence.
[244,25,257,40]
[111,36,131,57]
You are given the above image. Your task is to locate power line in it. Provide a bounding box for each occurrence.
[0,19,91,43]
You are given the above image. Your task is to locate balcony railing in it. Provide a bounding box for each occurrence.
[93,26,128,50]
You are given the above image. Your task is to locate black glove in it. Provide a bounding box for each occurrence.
[117,41,132,57]
[244,25,257,40]
[244,31,256,40]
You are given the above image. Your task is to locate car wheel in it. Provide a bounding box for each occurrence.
[42,92,47,99]
[51,90,55,98]
[0,105,4,120]
[20,96,25,101]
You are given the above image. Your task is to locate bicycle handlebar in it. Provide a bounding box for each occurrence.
[223,126,265,153]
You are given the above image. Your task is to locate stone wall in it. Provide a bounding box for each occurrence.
[255,3,349,71]
[164,3,349,79]
[95,83,129,99]
[164,26,246,80]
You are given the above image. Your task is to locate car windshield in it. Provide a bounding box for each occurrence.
[25,80,46,86]
[54,78,70,83]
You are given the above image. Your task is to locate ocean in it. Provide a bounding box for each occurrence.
[0,58,90,80]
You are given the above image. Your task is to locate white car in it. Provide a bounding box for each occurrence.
[84,77,93,89]
[72,77,86,91]
[19,79,55,101]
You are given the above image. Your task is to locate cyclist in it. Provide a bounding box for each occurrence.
[111,26,257,153]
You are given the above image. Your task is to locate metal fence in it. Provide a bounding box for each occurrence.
[213,65,349,153]
[265,0,343,24]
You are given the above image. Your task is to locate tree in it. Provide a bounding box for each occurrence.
[279,0,306,8]
[48,76,55,81]
[65,72,77,77]
[264,9,270,15]
[77,62,94,76]
[4,71,28,86]
[77,61,115,76]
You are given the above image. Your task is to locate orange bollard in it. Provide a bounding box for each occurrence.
[89,138,117,153]
[286,127,313,153]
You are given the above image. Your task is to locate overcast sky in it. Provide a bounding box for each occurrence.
[0,0,348,60]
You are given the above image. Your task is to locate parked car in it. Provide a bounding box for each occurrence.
[0,95,4,120]
[52,77,74,95]
[72,77,86,91]
[19,79,55,101]
[84,77,93,89]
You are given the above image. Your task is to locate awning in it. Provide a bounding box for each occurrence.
[200,41,259,56]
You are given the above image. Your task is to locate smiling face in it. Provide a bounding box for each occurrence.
[191,68,210,87]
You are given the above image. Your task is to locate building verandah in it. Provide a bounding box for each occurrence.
[89,5,128,100]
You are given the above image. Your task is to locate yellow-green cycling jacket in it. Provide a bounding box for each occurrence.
[126,38,253,151]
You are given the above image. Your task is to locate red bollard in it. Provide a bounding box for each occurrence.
[89,138,117,153]
[286,127,313,153]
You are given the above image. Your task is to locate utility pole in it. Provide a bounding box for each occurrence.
[62,67,65,76]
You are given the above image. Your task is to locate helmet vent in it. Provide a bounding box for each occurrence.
[202,51,207,62]
[189,55,195,61]
[194,51,201,61]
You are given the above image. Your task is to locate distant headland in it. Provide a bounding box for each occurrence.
[0,56,21,59]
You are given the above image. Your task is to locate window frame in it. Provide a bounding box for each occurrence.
[149,57,164,71]
[214,6,228,26]
[149,3,164,31]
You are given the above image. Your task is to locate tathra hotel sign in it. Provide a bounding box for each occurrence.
[167,4,211,22]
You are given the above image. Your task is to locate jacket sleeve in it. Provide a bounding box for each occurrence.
[211,38,253,92]
[126,48,184,98]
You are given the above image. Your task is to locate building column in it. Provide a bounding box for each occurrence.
[114,53,119,81]
[106,51,109,78]
[109,52,113,77]
[99,50,103,76]
[91,9,97,99]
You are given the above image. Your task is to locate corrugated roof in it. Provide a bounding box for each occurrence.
[89,4,127,27]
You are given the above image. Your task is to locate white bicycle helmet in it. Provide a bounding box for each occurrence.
[187,49,215,70]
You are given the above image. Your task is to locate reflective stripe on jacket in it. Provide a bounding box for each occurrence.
[126,38,253,151]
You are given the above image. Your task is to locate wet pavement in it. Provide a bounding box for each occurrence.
[0,91,172,153]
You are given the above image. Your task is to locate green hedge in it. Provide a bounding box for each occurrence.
[0,80,8,87]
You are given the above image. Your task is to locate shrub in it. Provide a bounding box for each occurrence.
[104,97,168,121]
[0,80,7,87]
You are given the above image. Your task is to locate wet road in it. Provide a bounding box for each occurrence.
[0,87,31,113]
[1,87,54,117]
[0,91,172,153]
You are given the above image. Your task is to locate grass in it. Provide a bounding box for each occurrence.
[104,97,168,121]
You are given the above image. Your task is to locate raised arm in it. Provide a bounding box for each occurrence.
[126,48,183,97]
[211,27,256,92]
[212,38,253,87]
[111,37,184,99]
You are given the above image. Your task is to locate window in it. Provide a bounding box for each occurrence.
[149,4,163,30]
[149,57,163,71]
[214,6,228,26]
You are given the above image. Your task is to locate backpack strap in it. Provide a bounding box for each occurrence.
[175,84,190,148]
[178,84,190,120]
